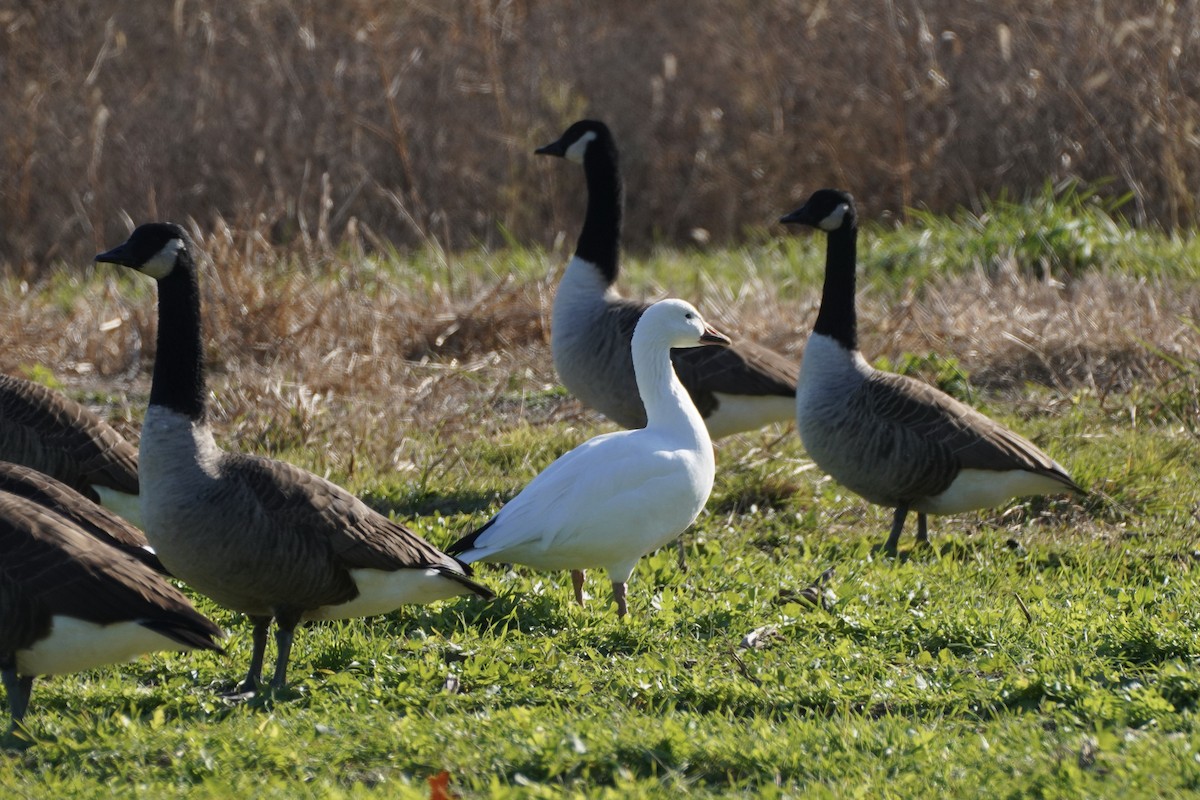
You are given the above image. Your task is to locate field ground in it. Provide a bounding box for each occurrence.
[2,198,1200,797]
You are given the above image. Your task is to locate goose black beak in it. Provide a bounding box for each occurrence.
[534,139,567,157]
[700,325,732,347]
[94,241,137,268]
[778,207,809,226]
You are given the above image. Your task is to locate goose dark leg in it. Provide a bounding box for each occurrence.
[884,506,908,554]
[269,609,303,690]
[915,513,929,544]
[2,664,32,724]
[237,615,272,694]
[571,570,586,607]
[675,538,688,572]
[612,581,628,618]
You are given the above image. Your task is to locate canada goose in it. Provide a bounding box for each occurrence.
[0,460,165,574]
[780,189,1084,552]
[447,299,729,617]
[95,223,495,694]
[536,120,798,439]
[0,491,222,728]
[0,372,141,526]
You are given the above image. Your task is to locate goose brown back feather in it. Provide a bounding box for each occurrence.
[0,373,139,501]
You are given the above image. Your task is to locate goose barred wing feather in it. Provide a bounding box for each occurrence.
[0,374,140,498]
[0,493,222,652]
[223,453,485,581]
[0,461,164,573]
[860,371,1083,501]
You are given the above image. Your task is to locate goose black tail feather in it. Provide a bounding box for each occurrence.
[443,516,496,558]
[139,616,226,654]
[434,564,496,601]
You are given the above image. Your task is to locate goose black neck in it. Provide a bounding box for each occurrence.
[812,225,859,351]
[575,144,623,285]
[149,253,207,421]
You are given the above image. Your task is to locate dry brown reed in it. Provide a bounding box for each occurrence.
[1,1,1198,272]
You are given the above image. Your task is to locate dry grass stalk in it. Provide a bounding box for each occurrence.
[2,2,1198,271]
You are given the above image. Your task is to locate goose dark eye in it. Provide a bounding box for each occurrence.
[685,312,695,319]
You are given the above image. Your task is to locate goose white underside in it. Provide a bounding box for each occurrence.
[917,468,1073,515]
[93,487,144,530]
[17,617,197,676]
[704,392,795,439]
[301,568,472,621]
[463,536,654,584]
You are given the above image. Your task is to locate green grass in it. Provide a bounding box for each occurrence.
[3,389,1199,797]
[3,192,1200,796]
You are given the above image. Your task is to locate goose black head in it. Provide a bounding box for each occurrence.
[535,119,615,165]
[779,190,857,233]
[95,223,192,279]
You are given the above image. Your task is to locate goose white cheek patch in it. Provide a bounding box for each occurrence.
[818,204,849,231]
[565,130,598,164]
[141,238,184,279]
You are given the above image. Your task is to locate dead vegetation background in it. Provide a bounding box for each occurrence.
[1,1,1198,270]
[2,1,1198,471]
[2,221,1197,482]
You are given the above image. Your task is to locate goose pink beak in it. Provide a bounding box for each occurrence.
[699,325,731,347]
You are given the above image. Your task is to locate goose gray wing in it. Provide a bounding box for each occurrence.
[0,461,164,574]
[0,493,222,653]
[223,454,493,599]
[0,374,140,499]
[858,371,1083,501]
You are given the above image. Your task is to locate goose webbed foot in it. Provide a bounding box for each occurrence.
[881,505,908,555]
[2,666,33,727]
[571,570,586,607]
[914,512,930,545]
[611,581,628,618]
[223,615,272,700]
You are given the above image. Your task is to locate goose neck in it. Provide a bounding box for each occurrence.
[149,257,207,421]
[631,337,708,441]
[811,225,859,351]
[575,145,623,286]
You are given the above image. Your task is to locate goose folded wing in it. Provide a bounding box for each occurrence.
[672,338,797,405]
[602,300,797,414]
[0,462,160,570]
[0,497,221,650]
[0,375,140,495]
[223,453,465,573]
[863,372,1081,491]
[464,431,687,555]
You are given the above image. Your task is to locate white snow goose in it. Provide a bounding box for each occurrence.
[447,298,730,616]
